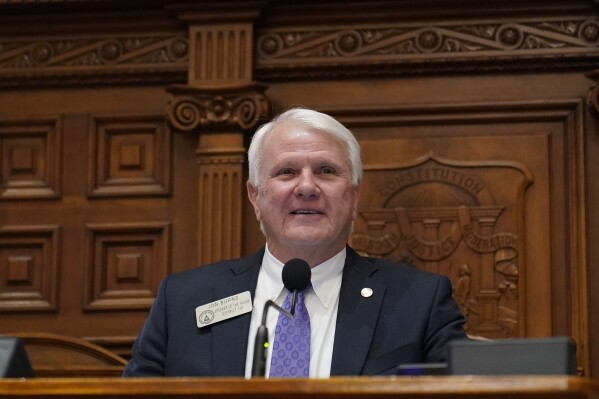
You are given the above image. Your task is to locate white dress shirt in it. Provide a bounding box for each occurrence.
[244,246,346,378]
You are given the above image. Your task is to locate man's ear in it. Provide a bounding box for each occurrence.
[247,181,261,221]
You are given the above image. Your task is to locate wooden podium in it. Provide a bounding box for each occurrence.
[0,376,598,399]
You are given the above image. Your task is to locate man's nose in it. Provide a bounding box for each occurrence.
[294,170,320,196]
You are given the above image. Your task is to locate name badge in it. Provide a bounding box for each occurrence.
[196,291,252,328]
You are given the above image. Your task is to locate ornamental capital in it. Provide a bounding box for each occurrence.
[166,82,270,132]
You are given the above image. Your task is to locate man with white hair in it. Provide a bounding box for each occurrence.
[124,107,466,378]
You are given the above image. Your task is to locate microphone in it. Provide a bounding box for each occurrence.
[251,258,311,377]
[281,258,311,316]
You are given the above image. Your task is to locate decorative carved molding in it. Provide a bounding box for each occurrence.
[2,5,597,85]
[88,114,171,197]
[256,17,599,78]
[165,83,270,133]
[0,34,188,88]
[0,117,61,200]
[0,225,60,312]
[84,222,170,311]
[0,36,187,67]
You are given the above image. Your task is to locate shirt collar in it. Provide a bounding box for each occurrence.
[262,245,346,309]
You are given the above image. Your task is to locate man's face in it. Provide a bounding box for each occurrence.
[247,121,360,263]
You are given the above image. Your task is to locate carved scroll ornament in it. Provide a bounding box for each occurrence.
[165,83,270,133]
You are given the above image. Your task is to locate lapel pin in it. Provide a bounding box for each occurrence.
[361,287,373,298]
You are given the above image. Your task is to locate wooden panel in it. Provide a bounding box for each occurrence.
[84,222,170,311]
[0,91,191,362]
[88,115,171,197]
[0,118,61,199]
[0,225,59,312]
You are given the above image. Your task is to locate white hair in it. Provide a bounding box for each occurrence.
[247,107,362,187]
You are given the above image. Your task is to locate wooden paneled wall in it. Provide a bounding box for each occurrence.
[1,0,598,378]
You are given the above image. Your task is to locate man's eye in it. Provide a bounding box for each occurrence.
[277,168,294,176]
[321,167,335,174]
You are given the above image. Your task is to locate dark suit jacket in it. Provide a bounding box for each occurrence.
[123,246,467,377]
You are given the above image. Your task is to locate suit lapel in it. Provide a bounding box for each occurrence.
[211,250,263,376]
[331,248,386,376]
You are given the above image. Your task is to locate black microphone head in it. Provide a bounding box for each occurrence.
[282,258,311,291]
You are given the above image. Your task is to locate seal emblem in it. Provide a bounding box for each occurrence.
[198,310,215,325]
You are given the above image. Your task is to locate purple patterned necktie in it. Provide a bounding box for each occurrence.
[269,288,311,378]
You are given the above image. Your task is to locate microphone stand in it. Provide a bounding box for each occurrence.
[251,291,298,377]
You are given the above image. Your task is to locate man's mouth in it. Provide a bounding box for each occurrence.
[291,210,323,215]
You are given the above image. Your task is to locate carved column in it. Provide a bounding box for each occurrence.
[166,2,270,265]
